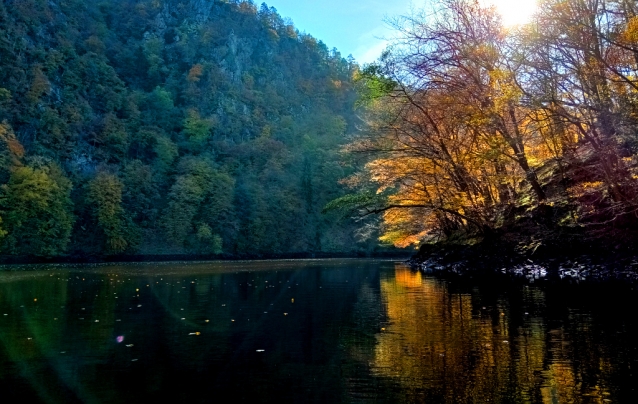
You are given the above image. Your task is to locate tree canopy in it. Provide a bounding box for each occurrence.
[341,0,638,248]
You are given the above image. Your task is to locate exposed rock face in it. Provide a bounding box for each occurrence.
[144,1,252,83]
[190,0,214,22]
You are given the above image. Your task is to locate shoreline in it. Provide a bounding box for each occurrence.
[407,238,638,284]
[0,251,411,267]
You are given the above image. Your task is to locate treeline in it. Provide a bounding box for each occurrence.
[0,0,385,257]
[337,0,638,248]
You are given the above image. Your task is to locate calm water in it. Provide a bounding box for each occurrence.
[0,259,636,403]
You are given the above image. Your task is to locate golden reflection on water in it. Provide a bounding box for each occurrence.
[372,265,613,403]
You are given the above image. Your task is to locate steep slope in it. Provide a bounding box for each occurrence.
[0,0,379,257]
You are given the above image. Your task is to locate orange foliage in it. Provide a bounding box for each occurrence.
[187,64,204,83]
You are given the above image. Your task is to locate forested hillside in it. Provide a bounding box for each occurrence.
[0,0,382,257]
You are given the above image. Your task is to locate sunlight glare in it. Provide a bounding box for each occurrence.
[486,0,538,27]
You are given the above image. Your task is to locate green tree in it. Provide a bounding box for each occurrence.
[0,165,74,256]
[153,135,178,171]
[183,109,214,144]
[195,223,223,254]
[86,173,138,254]
[121,160,160,226]
[163,158,235,252]
[163,174,206,245]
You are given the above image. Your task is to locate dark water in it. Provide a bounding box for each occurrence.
[0,259,636,403]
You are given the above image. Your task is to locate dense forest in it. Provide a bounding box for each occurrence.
[0,0,393,258]
[335,0,638,255]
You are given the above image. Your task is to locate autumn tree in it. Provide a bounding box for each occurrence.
[518,0,638,203]
[338,0,548,246]
[338,0,638,248]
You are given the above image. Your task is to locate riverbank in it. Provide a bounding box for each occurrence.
[409,234,638,283]
[0,251,411,266]
[402,221,638,285]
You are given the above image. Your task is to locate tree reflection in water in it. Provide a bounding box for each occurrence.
[372,266,615,403]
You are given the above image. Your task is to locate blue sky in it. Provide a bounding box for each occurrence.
[262,0,418,64]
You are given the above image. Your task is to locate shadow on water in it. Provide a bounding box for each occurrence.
[0,259,635,403]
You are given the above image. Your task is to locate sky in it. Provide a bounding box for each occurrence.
[260,0,539,65]
[262,0,416,64]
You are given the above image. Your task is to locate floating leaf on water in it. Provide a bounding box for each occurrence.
[126,344,134,347]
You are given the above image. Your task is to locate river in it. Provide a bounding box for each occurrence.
[0,259,635,403]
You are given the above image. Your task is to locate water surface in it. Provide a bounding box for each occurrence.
[0,259,635,403]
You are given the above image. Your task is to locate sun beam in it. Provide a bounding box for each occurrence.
[485,0,539,27]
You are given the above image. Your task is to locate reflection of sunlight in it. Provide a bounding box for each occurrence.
[371,266,613,401]
[394,267,422,288]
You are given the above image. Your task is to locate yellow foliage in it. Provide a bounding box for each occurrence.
[621,16,638,44]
